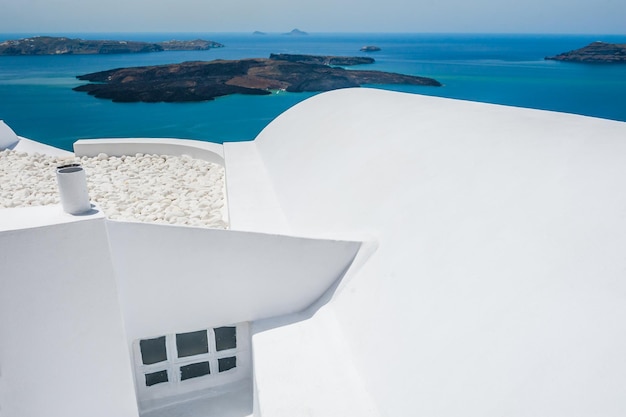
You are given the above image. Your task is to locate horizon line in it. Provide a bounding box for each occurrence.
[1,31,626,37]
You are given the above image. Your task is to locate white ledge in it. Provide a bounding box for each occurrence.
[74,138,225,165]
[0,204,104,232]
[12,136,74,157]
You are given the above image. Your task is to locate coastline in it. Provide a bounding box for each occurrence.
[0,33,625,150]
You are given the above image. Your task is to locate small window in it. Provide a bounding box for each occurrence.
[135,324,246,395]
[214,327,237,351]
[218,356,237,372]
[140,336,167,365]
[145,370,169,386]
[180,361,211,381]
[176,330,209,357]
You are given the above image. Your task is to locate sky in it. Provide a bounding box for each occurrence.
[1,0,624,34]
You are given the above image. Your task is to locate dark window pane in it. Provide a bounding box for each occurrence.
[214,327,237,351]
[176,330,209,358]
[218,356,237,372]
[140,336,167,365]
[180,361,210,380]
[145,370,168,386]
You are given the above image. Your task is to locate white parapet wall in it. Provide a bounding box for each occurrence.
[74,138,225,166]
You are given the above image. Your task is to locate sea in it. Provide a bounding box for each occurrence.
[0,32,625,151]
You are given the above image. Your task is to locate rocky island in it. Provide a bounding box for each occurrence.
[269,53,375,66]
[283,29,308,36]
[73,53,441,103]
[0,36,223,55]
[545,41,626,63]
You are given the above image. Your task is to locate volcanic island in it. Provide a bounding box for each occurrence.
[72,53,442,103]
[0,36,223,55]
[545,41,626,63]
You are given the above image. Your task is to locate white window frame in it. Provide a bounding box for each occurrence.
[133,322,250,410]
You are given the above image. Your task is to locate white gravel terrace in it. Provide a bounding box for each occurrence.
[0,149,228,228]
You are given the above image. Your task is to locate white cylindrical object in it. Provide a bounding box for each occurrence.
[56,164,91,215]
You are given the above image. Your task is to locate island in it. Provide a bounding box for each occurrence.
[283,29,308,36]
[269,53,374,66]
[360,46,381,52]
[0,36,224,56]
[73,54,441,103]
[545,41,626,63]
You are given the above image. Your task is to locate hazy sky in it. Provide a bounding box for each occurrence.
[2,0,625,34]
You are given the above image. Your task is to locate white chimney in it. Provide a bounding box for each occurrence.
[56,164,91,215]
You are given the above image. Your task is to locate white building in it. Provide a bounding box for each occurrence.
[1,88,626,417]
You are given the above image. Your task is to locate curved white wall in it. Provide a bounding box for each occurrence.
[74,138,224,165]
[251,88,626,416]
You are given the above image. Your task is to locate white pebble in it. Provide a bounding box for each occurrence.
[0,149,228,229]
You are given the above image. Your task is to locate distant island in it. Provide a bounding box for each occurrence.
[545,41,626,63]
[270,53,374,66]
[253,31,267,35]
[0,36,224,55]
[360,46,381,52]
[73,53,441,103]
[283,29,308,36]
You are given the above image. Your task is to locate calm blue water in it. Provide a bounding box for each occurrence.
[0,33,625,151]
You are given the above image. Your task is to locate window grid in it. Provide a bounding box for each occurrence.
[137,326,239,390]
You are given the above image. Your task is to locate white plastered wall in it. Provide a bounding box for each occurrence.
[251,88,626,416]
[105,220,359,412]
[0,212,139,417]
[106,221,360,341]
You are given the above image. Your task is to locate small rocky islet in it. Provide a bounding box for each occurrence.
[545,41,626,63]
[73,53,441,103]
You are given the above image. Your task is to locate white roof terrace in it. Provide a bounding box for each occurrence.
[2,88,626,417]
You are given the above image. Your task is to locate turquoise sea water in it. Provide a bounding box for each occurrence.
[0,33,625,151]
